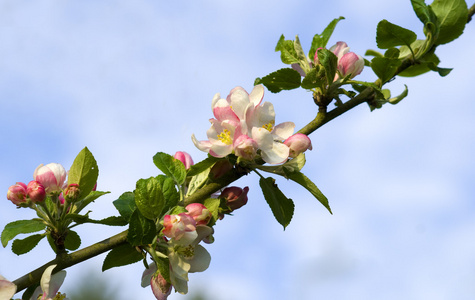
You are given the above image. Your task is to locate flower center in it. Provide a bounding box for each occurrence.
[262,121,275,132]
[177,245,195,258]
[217,129,232,145]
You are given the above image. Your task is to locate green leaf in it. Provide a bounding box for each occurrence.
[384,48,400,59]
[203,197,221,226]
[127,210,156,247]
[294,35,311,74]
[135,177,165,220]
[370,56,402,83]
[66,214,128,226]
[113,192,136,222]
[186,167,211,197]
[153,152,187,185]
[11,234,45,255]
[388,85,409,105]
[283,170,332,214]
[255,68,302,93]
[259,177,294,229]
[72,191,110,214]
[309,16,345,61]
[365,49,384,57]
[67,147,99,201]
[317,49,338,85]
[64,230,81,250]
[376,20,417,49]
[301,67,325,90]
[431,0,468,45]
[102,243,143,271]
[411,0,436,25]
[255,153,306,176]
[187,156,221,177]
[1,219,46,247]
[275,35,300,65]
[154,256,171,283]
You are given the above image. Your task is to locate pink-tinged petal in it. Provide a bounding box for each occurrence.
[272,122,295,140]
[229,89,251,120]
[174,151,194,170]
[329,41,349,59]
[210,92,221,109]
[251,127,274,151]
[40,265,66,299]
[0,275,17,300]
[284,133,313,158]
[213,99,240,123]
[249,102,275,128]
[291,63,306,76]
[226,86,247,102]
[209,143,233,158]
[261,142,290,165]
[233,134,258,160]
[249,84,264,106]
[191,134,211,152]
[188,245,211,273]
[151,273,172,300]
[141,263,157,287]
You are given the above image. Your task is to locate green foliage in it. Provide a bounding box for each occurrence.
[102,243,143,271]
[65,214,127,226]
[72,191,110,214]
[153,152,187,185]
[1,219,46,247]
[203,197,221,226]
[317,49,338,86]
[156,175,180,210]
[309,16,345,61]
[113,192,137,222]
[259,177,294,229]
[187,156,221,177]
[67,147,99,201]
[370,56,402,83]
[134,177,165,221]
[254,68,302,93]
[64,230,81,251]
[275,35,300,65]
[12,234,45,255]
[127,210,156,247]
[431,0,468,45]
[376,20,417,49]
[186,167,211,197]
[283,170,332,214]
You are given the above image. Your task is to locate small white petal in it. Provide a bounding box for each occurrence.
[261,142,290,164]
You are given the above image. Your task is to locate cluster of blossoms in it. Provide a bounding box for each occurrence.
[141,151,250,300]
[293,41,364,80]
[0,264,68,300]
[192,85,312,165]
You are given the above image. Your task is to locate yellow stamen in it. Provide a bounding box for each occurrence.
[262,121,275,132]
[217,129,233,145]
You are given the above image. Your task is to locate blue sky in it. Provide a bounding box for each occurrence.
[1,1,474,299]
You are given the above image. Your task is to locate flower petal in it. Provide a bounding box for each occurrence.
[188,245,211,273]
[40,265,66,299]
[0,276,17,300]
[261,142,290,164]
[249,84,264,106]
[272,122,295,140]
[251,127,274,151]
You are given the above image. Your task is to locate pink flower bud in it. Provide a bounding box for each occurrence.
[174,151,194,170]
[33,163,67,195]
[284,133,313,158]
[162,213,196,241]
[26,181,46,203]
[221,186,249,211]
[313,47,325,65]
[329,41,350,60]
[151,273,172,300]
[185,203,211,225]
[7,182,28,206]
[338,52,364,78]
[233,135,258,160]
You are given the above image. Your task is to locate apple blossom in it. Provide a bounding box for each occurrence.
[7,182,28,206]
[33,163,67,195]
[338,52,364,78]
[0,275,17,300]
[26,180,46,203]
[284,133,313,158]
[30,264,68,300]
[185,203,211,226]
[63,183,80,202]
[174,151,194,170]
[162,213,197,244]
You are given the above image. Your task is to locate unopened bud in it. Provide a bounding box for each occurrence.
[174,151,194,170]
[284,133,313,158]
[26,181,46,203]
[221,186,249,211]
[7,182,28,206]
[186,203,211,225]
[209,159,233,179]
[151,272,172,300]
[64,183,80,202]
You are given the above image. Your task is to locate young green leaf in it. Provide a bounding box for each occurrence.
[187,156,221,177]
[388,85,409,105]
[203,197,221,226]
[317,49,338,85]
[431,0,468,45]
[255,68,302,93]
[370,56,402,83]
[259,177,294,229]
[113,192,136,222]
[11,234,45,255]
[72,191,110,214]
[153,152,187,185]
[127,210,156,247]
[64,230,81,251]
[275,35,300,65]
[283,170,332,214]
[135,177,165,220]
[102,243,143,271]
[376,20,417,49]
[301,67,325,90]
[309,16,345,61]
[67,147,99,201]
[1,219,46,247]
